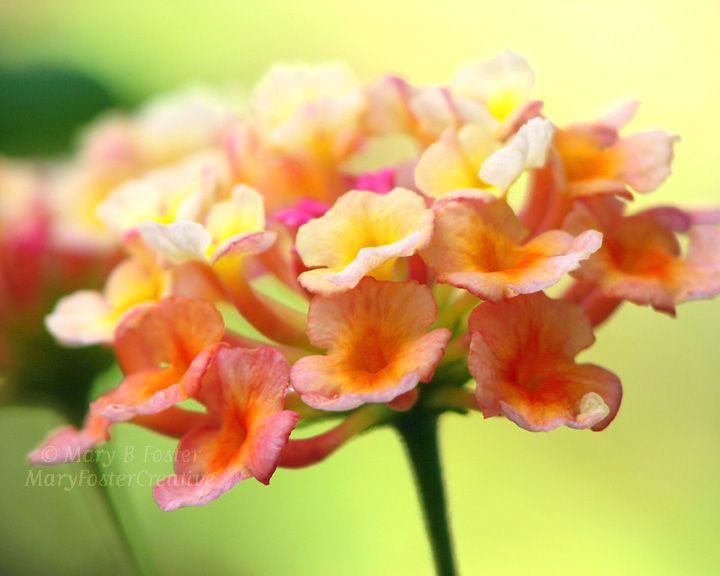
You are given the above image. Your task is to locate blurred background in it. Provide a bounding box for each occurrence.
[1,0,719,574]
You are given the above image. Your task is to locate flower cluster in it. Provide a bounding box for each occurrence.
[28,53,720,511]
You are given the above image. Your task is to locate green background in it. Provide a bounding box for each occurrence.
[1,1,719,574]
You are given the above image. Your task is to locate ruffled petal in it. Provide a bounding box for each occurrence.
[296,188,433,293]
[468,293,621,432]
[291,279,450,410]
[422,198,601,300]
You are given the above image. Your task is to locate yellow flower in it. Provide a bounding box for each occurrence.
[296,188,433,294]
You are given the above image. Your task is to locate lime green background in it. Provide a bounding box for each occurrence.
[1,1,720,574]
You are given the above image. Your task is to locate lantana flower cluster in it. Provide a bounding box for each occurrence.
[28,53,720,511]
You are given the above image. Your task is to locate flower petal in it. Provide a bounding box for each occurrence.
[468,293,621,431]
[45,291,115,346]
[415,124,497,198]
[291,279,451,410]
[296,188,434,293]
[153,346,297,510]
[451,51,535,123]
[139,220,212,264]
[93,298,224,420]
[479,118,554,192]
[422,198,601,300]
[28,413,110,466]
[615,131,678,193]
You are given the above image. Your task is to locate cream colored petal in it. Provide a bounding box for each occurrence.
[45,291,115,346]
[415,122,498,198]
[479,118,554,192]
[139,221,212,264]
[451,51,535,121]
[250,62,364,157]
[206,184,266,245]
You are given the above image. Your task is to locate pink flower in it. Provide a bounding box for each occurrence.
[153,347,298,510]
[91,297,226,421]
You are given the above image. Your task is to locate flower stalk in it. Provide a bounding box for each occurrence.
[396,410,457,576]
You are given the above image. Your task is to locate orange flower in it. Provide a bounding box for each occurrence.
[290,278,451,410]
[153,347,298,510]
[91,297,226,421]
[554,102,678,198]
[468,293,622,431]
[421,197,602,300]
[565,200,720,313]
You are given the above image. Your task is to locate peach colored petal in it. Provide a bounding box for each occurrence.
[93,344,223,421]
[674,226,720,302]
[210,230,276,265]
[114,296,224,374]
[139,220,211,263]
[104,257,164,312]
[555,112,677,198]
[250,63,364,160]
[26,408,214,468]
[422,198,601,300]
[364,75,416,136]
[153,347,298,510]
[615,131,678,193]
[92,298,225,421]
[565,202,720,310]
[153,470,247,511]
[291,279,451,410]
[597,100,639,131]
[468,293,621,432]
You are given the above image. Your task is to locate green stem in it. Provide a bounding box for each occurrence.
[396,412,457,576]
[87,459,148,576]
